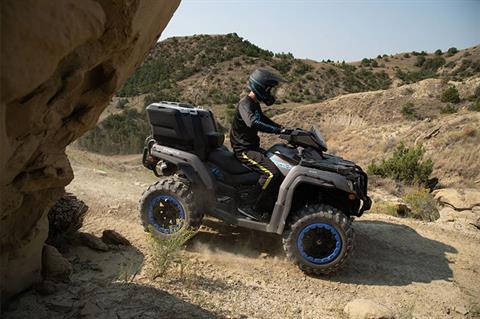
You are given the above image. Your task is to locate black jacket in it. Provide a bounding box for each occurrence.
[230,96,282,153]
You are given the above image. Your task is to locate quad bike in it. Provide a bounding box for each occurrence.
[139,102,371,274]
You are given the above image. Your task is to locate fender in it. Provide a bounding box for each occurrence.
[267,166,353,234]
[150,143,214,190]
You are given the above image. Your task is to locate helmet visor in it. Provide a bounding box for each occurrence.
[265,85,278,96]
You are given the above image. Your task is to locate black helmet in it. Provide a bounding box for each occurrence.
[248,68,283,106]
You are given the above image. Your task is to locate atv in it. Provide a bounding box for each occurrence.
[140,101,371,274]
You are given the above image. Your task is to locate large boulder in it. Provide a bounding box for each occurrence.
[42,244,72,282]
[433,188,480,211]
[47,193,88,251]
[0,0,180,301]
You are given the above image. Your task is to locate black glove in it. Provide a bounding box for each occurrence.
[279,128,294,135]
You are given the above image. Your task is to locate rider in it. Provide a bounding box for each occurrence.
[230,68,293,220]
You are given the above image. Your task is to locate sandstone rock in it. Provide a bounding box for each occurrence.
[0,0,180,300]
[34,280,57,296]
[42,244,72,282]
[437,207,456,223]
[79,232,109,252]
[94,169,108,177]
[81,300,104,318]
[454,305,469,315]
[433,188,480,210]
[101,230,131,246]
[344,299,394,319]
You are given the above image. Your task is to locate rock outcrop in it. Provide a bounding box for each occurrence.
[344,298,394,319]
[434,188,480,229]
[0,0,180,300]
[47,193,88,251]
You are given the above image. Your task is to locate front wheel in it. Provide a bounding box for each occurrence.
[283,204,353,275]
[139,177,203,239]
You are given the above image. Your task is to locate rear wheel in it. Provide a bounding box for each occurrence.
[139,177,203,239]
[283,204,353,275]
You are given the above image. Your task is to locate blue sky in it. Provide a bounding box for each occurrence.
[161,0,480,62]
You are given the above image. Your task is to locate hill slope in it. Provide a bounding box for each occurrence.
[265,77,480,187]
[77,34,480,166]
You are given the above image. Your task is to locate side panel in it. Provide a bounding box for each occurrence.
[266,166,352,234]
[267,153,293,176]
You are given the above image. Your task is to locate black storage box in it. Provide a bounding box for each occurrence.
[146,101,224,159]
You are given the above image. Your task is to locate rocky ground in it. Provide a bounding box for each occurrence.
[3,149,480,319]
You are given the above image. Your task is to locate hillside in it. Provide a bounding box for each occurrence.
[78,34,480,155]
[264,77,480,187]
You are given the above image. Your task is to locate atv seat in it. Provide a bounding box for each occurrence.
[208,147,252,175]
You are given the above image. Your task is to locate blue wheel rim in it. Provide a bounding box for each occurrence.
[148,194,185,234]
[297,223,342,265]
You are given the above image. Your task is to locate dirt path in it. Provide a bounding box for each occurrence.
[5,149,480,318]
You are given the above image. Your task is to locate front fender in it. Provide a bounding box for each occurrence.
[267,166,352,234]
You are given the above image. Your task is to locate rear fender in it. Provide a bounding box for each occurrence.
[150,144,214,190]
[267,166,352,234]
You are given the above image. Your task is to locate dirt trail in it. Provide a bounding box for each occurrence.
[5,149,480,318]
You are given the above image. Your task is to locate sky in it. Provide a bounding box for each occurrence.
[160,0,480,62]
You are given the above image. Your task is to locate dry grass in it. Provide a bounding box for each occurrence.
[369,201,399,216]
[402,187,439,222]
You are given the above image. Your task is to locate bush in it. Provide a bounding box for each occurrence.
[440,104,458,114]
[401,102,419,120]
[292,61,313,76]
[403,53,410,58]
[414,56,426,67]
[361,58,371,67]
[422,56,445,71]
[441,86,460,103]
[446,47,458,57]
[146,226,196,280]
[469,99,480,112]
[117,98,129,109]
[434,49,442,56]
[78,109,150,154]
[402,188,439,221]
[367,143,433,184]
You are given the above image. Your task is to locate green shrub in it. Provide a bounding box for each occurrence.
[361,58,371,67]
[434,49,442,56]
[467,87,480,101]
[292,61,313,76]
[402,188,439,221]
[117,98,129,109]
[78,109,150,155]
[446,47,458,57]
[414,56,426,67]
[469,99,480,112]
[146,226,195,280]
[440,104,458,114]
[441,86,460,103]
[401,102,419,120]
[403,53,410,58]
[367,143,433,184]
[422,56,445,71]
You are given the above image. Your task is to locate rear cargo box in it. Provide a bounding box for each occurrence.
[146,101,221,159]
